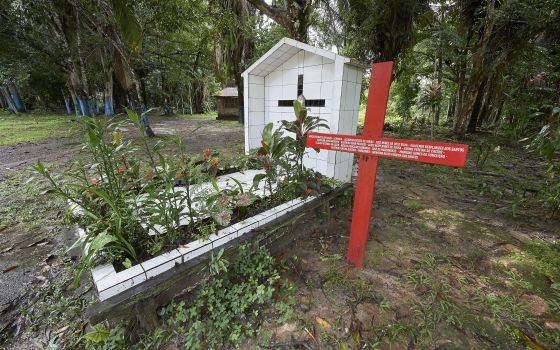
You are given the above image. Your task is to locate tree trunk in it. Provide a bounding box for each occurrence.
[246,0,310,42]
[434,0,445,126]
[446,97,455,123]
[467,78,488,133]
[1,86,19,114]
[7,83,26,112]
[454,1,497,135]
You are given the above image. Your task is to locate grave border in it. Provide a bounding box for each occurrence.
[85,183,352,326]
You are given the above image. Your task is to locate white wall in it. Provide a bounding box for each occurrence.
[332,63,363,181]
[244,49,363,183]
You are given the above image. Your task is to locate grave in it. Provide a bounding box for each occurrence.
[242,37,365,182]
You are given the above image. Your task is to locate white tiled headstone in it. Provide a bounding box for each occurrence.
[243,38,365,182]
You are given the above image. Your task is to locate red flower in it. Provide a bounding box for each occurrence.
[203,148,210,161]
[210,159,218,170]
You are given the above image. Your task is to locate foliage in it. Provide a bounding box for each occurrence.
[525,105,560,214]
[34,110,221,282]
[280,99,329,175]
[160,245,285,349]
[253,122,291,195]
[34,117,144,284]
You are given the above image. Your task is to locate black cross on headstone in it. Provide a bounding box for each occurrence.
[277,74,325,107]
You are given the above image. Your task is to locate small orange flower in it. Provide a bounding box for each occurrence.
[203,148,210,161]
[210,158,218,170]
[304,188,313,195]
[176,171,185,179]
[117,166,125,174]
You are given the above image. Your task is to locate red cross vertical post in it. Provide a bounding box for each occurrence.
[306,62,469,269]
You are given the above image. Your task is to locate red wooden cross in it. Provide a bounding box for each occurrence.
[306,61,469,269]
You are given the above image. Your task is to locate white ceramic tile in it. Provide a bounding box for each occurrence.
[96,264,146,292]
[321,63,334,81]
[266,70,283,86]
[249,98,264,112]
[303,52,323,66]
[177,239,213,261]
[342,67,350,81]
[91,263,115,283]
[249,124,263,139]
[320,82,333,99]
[340,81,350,110]
[303,65,322,83]
[141,249,182,279]
[251,85,265,99]
[282,84,297,99]
[303,82,321,99]
[282,68,298,86]
[316,160,328,175]
[98,271,146,301]
[303,156,317,169]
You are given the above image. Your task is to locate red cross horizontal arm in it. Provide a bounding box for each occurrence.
[307,133,468,167]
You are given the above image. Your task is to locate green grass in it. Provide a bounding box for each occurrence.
[358,102,402,127]
[0,114,80,145]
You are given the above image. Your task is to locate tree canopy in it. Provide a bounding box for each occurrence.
[0,0,558,139]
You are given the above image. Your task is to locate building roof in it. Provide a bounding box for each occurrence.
[242,37,365,77]
[215,86,238,97]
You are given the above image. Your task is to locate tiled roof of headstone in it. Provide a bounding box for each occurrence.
[242,37,362,77]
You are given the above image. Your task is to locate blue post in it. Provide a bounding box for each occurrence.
[7,85,25,112]
[79,99,91,116]
[104,95,113,117]
[64,98,72,114]
[10,92,24,112]
[72,97,80,116]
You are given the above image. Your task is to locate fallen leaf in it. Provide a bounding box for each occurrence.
[0,225,6,233]
[2,265,18,273]
[25,238,49,248]
[1,245,14,254]
[55,325,70,334]
[516,328,549,350]
[315,316,331,329]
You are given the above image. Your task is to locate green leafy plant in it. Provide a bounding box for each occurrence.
[281,99,329,175]
[253,122,290,195]
[34,117,144,285]
[160,245,282,349]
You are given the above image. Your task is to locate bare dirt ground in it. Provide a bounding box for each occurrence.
[248,135,560,349]
[0,116,243,174]
[0,116,243,348]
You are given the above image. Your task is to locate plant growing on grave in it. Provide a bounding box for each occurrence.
[206,177,256,228]
[34,117,145,283]
[160,245,285,349]
[253,122,291,195]
[297,170,333,197]
[281,99,329,176]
